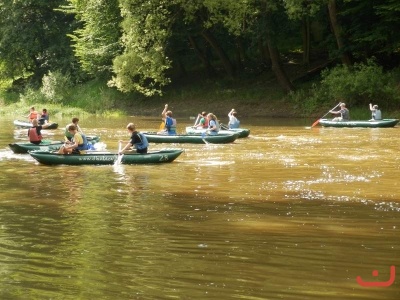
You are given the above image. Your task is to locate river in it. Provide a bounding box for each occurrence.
[0,114,399,299]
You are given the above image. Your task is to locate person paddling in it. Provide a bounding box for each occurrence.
[369,103,382,121]
[119,123,148,154]
[227,109,240,129]
[158,104,177,135]
[207,113,220,135]
[65,117,83,141]
[39,108,49,125]
[58,124,89,154]
[27,106,39,123]
[195,111,208,129]
[330,103,350,121]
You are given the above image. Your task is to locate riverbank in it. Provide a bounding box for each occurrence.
[124,97,298,119]
[118,72,304,119]
[2,60,400,120]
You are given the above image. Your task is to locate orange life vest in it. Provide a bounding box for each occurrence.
[29,111,39,121]
[28,127,42,143]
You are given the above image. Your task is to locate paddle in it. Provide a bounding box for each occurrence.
[311,102,341,128]
[159,121,164,131]
[220,123,229,130]
[116,141,123,164]
[201,132,210,145]
[193,115,200,127]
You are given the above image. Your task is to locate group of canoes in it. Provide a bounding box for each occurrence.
[144,105,250,144]
[9,106,251,165]
[9,103,399,165]
[11,117,100,154]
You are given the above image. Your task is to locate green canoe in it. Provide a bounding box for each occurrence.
[219,123,250,138]
[29,149,184,165]
[13,119,59,129]
[9,136,101,154]
[319,118,399,128]
[185,125,250,138]
[143,132,238,144]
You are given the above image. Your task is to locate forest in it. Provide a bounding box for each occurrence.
[0,0,400,115]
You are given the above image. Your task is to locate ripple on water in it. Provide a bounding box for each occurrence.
[0,150,36,162]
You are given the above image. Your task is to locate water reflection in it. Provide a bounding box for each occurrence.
[0,115,399,299]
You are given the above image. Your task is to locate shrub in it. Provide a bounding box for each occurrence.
[41,71,72,103]
[296,59,400,113]
[19,87,47,104]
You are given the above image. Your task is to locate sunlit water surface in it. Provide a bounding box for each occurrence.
[0,115,399,299]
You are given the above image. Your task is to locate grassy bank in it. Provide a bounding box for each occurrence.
[2,60,400,120]
[1,80,397,121]
[0,75,298,119]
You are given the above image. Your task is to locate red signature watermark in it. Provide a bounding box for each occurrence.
[356,266,396,287]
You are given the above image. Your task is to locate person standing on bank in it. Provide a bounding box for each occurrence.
[119,123,148,154]
[330,103,350,121]
[58,125,89,154]
[28,119,51,144]
[369,103,382,120]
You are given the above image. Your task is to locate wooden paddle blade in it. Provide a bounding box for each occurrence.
[311,119,320,128]
[159,121,165,131]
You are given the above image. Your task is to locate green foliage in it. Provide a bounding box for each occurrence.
[19,88,47,105]
[349,0,400,54]
[2,78,130,115]
[319,60,399,105]
[57,78,137,114]
[0,90,19,106]
[108,0,174,96]
[2,0,400,111]
[283,0,324,20]
[295,60,400,114]
[288,88,319,114]
[41,71,73,103]
[0,0,78,86]
[0,100,92,117]
[16,71,73,106]
[64,0,122,77]
[202,0,255,35]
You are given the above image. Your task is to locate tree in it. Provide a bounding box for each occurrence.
[254,1,295,92]
[108,0,174,96]
[64,0,122,77]
[327,0,352,66]
[182,0,295,92]
[374,0,400,54]
[0,0,77,86]
[283,0,325,65]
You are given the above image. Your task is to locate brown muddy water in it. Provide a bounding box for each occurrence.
[0,114,399,299]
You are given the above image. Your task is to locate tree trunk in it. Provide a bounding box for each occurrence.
[235,37,247,72]
[188,35,216,77]
[201,29,235,78]
[302,16,310,66]
[258,38,271,67]
[327,0,352,66]
[266,39,295,93]
[258,0,294,92]
[174,56,187,78]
